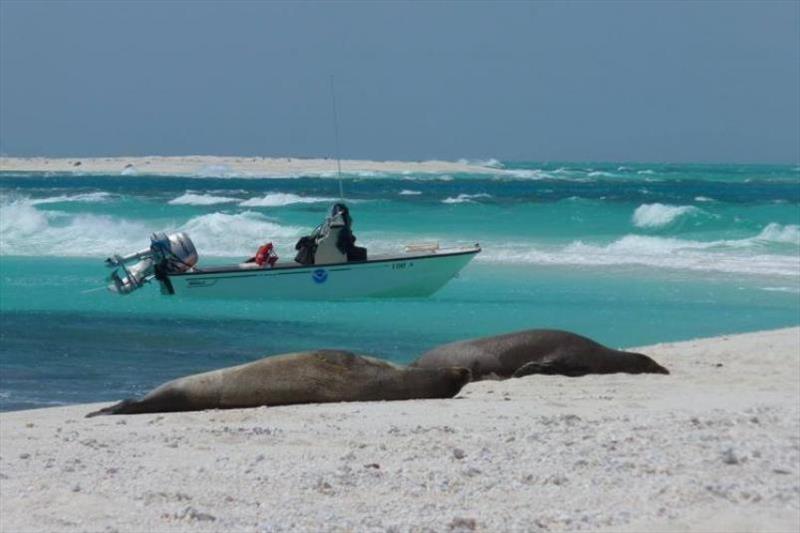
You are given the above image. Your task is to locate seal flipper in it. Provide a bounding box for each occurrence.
[86,399,140,417]
[512,360,591,378]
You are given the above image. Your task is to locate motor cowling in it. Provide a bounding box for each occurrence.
[106,232,198,295]
[150,232,198,274]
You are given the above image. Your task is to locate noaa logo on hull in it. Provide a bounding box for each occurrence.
[312,268,328,284]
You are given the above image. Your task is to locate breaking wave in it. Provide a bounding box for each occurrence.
[168,193,240,206]
[632,203,702,228]
[587,171,617,178]
[168,191,342,207]
[478,225,800,278]
[28,192,115,205]
[502,169,552,180]
[239,193,338,207]
[761,286,800,294]
[0,200,303,258]
[178,211,303,256]
[458,158,504,169]
[442,193,492,204]
[0,200,150,256]
[499,168,602,182]
[399,189,422,196]
[755,223,800,244]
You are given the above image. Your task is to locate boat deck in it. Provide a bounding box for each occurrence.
[179,245,481,276]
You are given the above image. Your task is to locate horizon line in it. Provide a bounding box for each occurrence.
[1,154,798,167]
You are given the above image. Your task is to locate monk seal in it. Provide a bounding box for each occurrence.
[87,350,471,416]
[411,329,669,379]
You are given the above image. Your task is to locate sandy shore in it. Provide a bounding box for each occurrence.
[1,328,798,532]
[0,156,496,177]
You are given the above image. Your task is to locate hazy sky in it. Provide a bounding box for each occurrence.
[1,0,798,163]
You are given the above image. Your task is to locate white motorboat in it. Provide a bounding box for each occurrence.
[105,203,480,299]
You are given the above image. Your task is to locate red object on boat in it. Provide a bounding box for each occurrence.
[254,243,278,267]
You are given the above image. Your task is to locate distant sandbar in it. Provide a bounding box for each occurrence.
[0,156,498,177]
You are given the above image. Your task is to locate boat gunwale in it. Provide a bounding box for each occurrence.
[168,246,481,278]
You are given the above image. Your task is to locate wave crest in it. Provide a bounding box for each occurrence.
[478,225,800,278]
[632,203,701,228]
[29,192,115,205]
[755,223,800,245]
[178,211,303,256]
[0,200,303,258]
[239,193,337,207]
[168,193,240,206]
[0,200,149,256]
[442,193,492,204]
[457,158,504,169]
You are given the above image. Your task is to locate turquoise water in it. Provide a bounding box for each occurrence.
[1,162,799,410]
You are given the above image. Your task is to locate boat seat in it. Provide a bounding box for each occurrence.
[314,224,347,265]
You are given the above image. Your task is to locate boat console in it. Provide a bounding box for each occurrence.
[295,203,367,265]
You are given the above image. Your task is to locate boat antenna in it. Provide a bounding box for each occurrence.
[329,75,344,200]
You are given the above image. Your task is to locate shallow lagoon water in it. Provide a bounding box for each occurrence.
[1,162,798,410]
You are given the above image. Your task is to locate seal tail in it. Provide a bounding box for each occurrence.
[86,399,140,417]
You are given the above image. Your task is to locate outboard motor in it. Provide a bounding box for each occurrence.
[106,232,198,295]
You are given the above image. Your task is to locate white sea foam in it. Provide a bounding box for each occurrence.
[0,201,50,237]
[353,171,388,178]
[754,223,800,245]
[178,211,303,256]
[29,192,115,205]
[120,166,137,176]
[0,199,304,258]
[168,193,240,206]
[694,196,716,203]
[503,168,601,182]
[399,189,422,196]
[632,203,701,228]
[0,200,149,256]
[761,286,800,294]
[587,171,616,178]
[637,169,656,175]
[503,169,550,180]
[442,193,492,204]
[239,193,338,207]
[478,229,800,278]
[457,158,504,169]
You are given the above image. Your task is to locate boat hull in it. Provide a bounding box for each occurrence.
[165,248,479,300]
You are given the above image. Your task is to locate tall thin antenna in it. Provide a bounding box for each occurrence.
[329,75,344,200]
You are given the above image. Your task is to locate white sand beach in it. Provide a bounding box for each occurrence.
[1,328,798,532]
[0,156,495,177]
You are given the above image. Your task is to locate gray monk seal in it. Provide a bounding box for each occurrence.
[411,329,669,380]
[87,350,471,416]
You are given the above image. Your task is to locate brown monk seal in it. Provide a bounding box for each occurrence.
[411,329,669,380]
[87,350,471,416]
